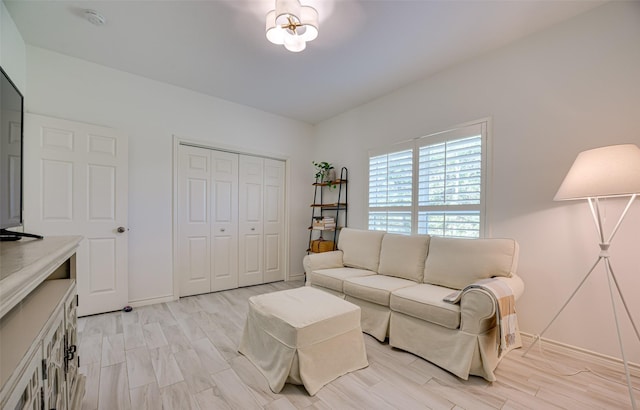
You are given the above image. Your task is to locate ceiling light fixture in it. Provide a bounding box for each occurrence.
[266,0,318,52]
[83,9,106,26]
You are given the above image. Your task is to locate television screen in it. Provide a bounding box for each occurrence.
[0,66,23,230]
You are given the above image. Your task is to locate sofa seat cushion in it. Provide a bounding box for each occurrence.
[343,275,416,307]
[378,233,430,282]
[390,284,461,330]
[310,268,376,293]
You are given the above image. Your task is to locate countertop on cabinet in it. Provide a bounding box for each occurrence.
[0,236,82,318]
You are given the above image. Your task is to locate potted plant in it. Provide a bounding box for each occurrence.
[312,161,336,187]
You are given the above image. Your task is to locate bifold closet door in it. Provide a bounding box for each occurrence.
[178,145,212,297]
[178,145,284,296]
[178,146,240,296]
[263,159,285,283]
[210,150,239,291]
[238,156,285,286]
[238,155,264,287]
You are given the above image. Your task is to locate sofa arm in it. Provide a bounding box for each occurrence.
[303,251,344,277]
[459,274,525,334]
[497,274,525,300]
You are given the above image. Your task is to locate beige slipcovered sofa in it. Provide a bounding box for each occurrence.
[302,228,525,382]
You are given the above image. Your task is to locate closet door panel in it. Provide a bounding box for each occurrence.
[211,151,239,291]
[238,155,264,287]
[178,146,212,297]
[263,159,285,283]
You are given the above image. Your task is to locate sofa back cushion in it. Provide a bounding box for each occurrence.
[378,234,430,282]
[423,237,519,290]
[337,228,385,272]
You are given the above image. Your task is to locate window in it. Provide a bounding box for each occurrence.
[368,122,488,238]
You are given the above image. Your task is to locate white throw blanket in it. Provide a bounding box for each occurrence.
[443,278,519,357]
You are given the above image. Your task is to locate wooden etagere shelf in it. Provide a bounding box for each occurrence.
[307,167,348,254]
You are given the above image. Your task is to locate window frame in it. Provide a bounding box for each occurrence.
[367,120,491,238]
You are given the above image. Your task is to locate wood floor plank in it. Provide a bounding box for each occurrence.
[330,372,396,409]
[177,316,207,342]
[484,380,559,410]
[98,362,131,410]
[79,332,103,366]
[192,337,230,374]
[366,362,454,410]
[142,322,168,349]
[77,280,639,410]
[80,362,100,410]
[120,308,139,326]
[201,322,241,361]
[83,311,122,337]
[195,386,233,410]
[125,347,156,389]
[174,348,215,394]
[161,322,192,353]
[368,380,432,410]
[277,384,319,408]
[265,397,298,410]
[160,381,200,410]
[210,368,262,410]
[229,355,279,406]
[101,333,126,367]
[130,381,162,410]
[149,345,184,388]
[123,323,146,350]
[423,378,497,410]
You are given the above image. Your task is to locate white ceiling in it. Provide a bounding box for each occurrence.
[5,0,606,124]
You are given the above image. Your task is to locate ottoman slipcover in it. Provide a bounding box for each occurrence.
[238,287,368,395]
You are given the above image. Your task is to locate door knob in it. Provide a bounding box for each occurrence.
[251,227,255,231]
[117,226,127,233]
[220,228,225,232]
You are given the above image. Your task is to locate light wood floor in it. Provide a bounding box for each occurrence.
[77,280,639,409]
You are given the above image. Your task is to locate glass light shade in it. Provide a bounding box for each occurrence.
[284,34,306,52]
[265,0,317,52]
[275,0,301,25]
[265,10,285,44]
[555,144,640,200]
[299,5,318,41]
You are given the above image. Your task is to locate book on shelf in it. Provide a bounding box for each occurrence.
[312,216,336,230]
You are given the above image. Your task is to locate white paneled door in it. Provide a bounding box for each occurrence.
[23,114,128,316]
[262,158,285,283]
[177,145,285,297]
[211,150,239,291]
[238,155,264,287]
[177,145,212,296]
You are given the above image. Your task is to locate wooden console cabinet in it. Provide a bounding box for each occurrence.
[0,236,85,410]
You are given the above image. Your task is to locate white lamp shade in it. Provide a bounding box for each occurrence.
[284,34,306,52]
[266,10,285,44]
[299,6,318,41]
[555,144,640,200]
[275,0,301,24]
[265,0,317,52]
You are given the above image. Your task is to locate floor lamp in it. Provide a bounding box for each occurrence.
[523,144,640,410]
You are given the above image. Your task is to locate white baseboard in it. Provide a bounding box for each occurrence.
[128,294,177,308]
[520,332,640,377]
[287,273,305,282]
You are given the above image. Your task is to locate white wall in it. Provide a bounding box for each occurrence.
[0,1,25,93]
[25,47,314,303]
[314,1,640,363]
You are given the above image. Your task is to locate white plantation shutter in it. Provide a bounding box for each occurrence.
[368,148,412,234]
[368,122,488,238]
[417,129,484,238]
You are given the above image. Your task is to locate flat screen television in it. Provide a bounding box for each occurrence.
[0,66,41,241]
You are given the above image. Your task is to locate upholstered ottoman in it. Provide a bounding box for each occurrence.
[238,286,368,395]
